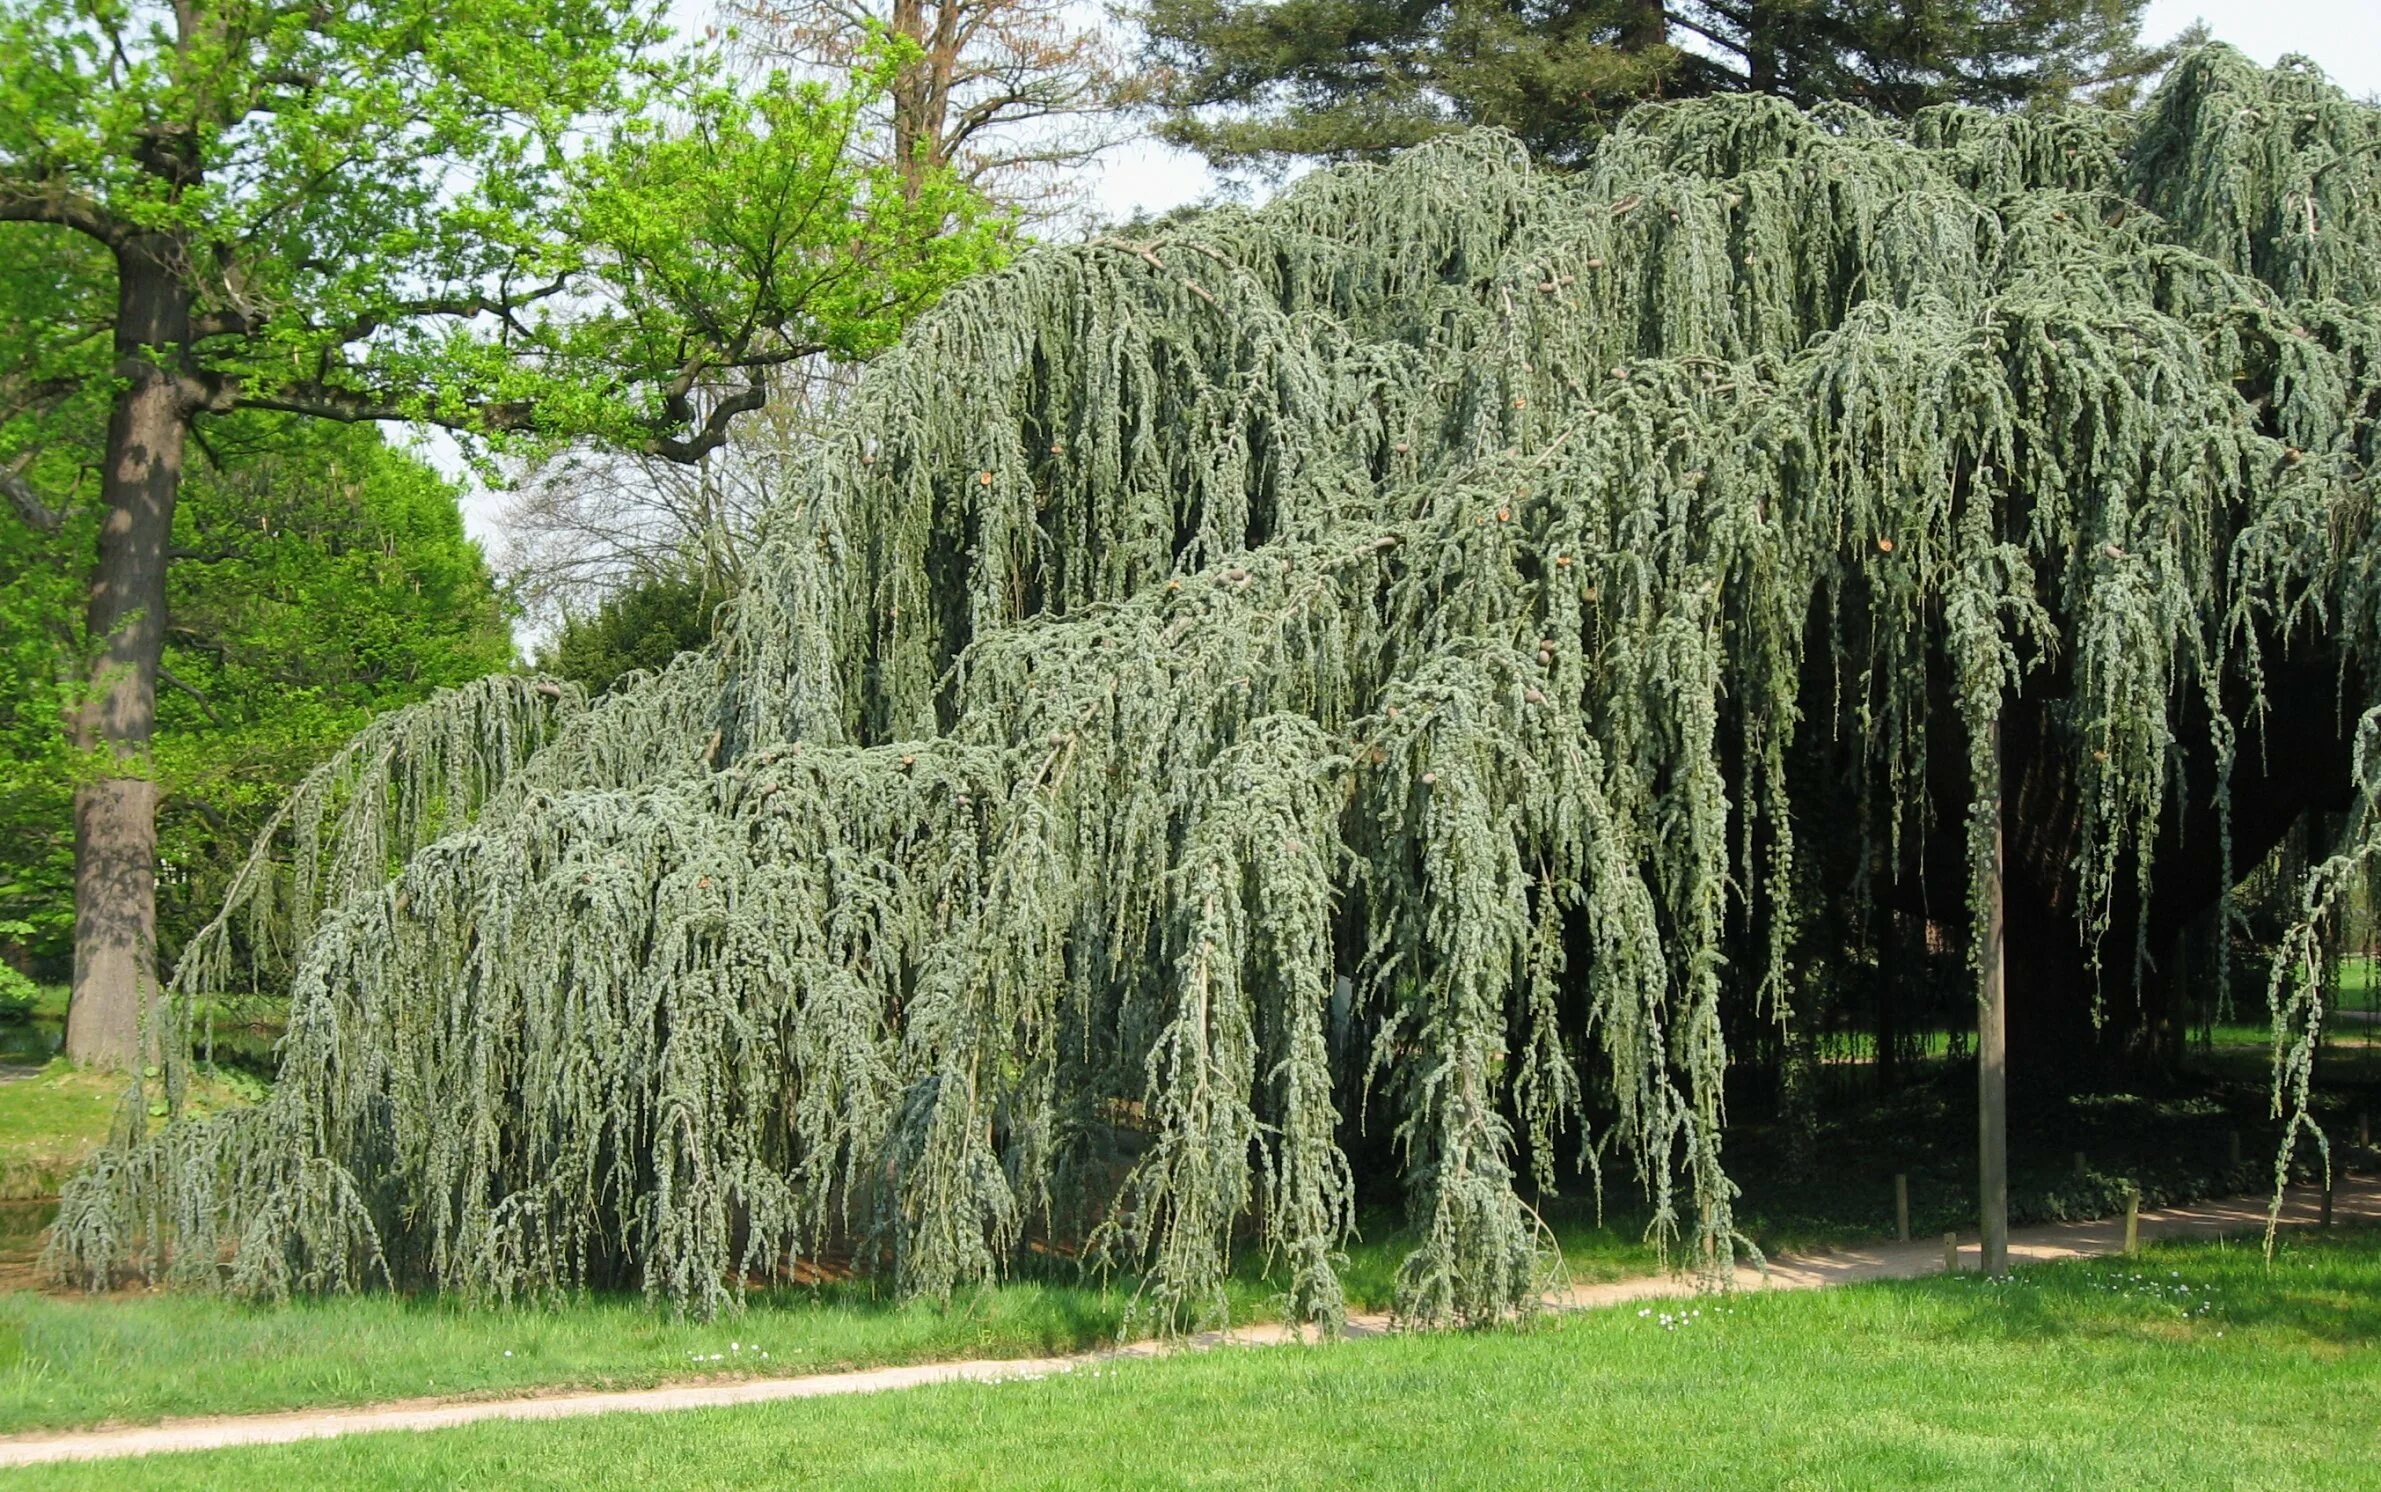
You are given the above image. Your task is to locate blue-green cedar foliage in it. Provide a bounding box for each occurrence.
[53,49,2381,1330]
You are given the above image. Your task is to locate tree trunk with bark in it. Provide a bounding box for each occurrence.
[1746,2,1782,95]
[1979,714,2010,1278]
[887,0,962,201]
[64,232,189,1070]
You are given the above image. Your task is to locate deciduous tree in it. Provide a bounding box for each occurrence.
[734,0,1144,220]
[0,418,517,982]
[0,0,1003,1066]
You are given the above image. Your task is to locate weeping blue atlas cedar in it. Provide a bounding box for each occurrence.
[50,46,2381,1330]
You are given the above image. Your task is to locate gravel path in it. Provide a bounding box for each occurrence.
[2,1178,2372,1469]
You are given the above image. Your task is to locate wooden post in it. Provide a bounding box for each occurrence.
[2073,1150,2087,1178]
[1942,1231,1960,1273]
[1895,1173,1911,1242]
[2227,1129,2242,1172]
[1979,716,2010,1280]
[2123,1185,2140,1255]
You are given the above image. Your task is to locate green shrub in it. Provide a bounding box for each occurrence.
[0,964,38,1024]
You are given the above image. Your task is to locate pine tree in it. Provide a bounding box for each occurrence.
[1141,0,1680,168]
[1142,0,2170,172]
[1664,0,2174,111]
[538,573,726,697]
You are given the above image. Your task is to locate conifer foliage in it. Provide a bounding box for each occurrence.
[53,49,2381,1329]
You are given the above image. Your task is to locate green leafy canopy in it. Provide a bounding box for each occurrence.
[0,0,1008,465]
[0,417,517,972]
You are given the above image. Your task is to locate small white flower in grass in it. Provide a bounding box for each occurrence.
[503,1350,513,1358]
[1638,1308,1652,1317]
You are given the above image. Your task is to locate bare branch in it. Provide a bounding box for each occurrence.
[0,454,63,534]
[196,279,575,347]
[649,380,770,464]
[1663,8,1749,60]
[156,664,224,725]
[238,380,539,435]
[244,330,816,463]
[0,179,123,245]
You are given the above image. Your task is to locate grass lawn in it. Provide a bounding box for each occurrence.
[2193,1027,2381,1093]
[1,973,2366,1445]
[0,1062,260,1205]
[0,1069,121,1206]
[25,1227,2379,1490]
[0,1275,1138,1436]
[0,1209,1658,1436]
[2331,955,2381,1006]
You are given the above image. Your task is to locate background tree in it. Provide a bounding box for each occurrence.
[534,568,724,697]
[497,374,828,634]
[1141,0,2170,172]
[733,0,1145,222]
[504,0,1122,646]
[0,0,1004,1067]
[0,221,112,979]
[1141,0,1677,167]
[0,415,515,985]
[1661,0,2172,110]
[0,455,84,983]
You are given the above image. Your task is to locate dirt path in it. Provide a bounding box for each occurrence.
[2,1179,2373,1469]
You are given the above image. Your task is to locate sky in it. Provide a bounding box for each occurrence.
[451,1,2381,558]
[2143,0,2380,96]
